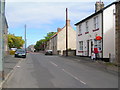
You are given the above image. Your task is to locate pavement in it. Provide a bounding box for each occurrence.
[61,56,119,75]
[0,55,23,89]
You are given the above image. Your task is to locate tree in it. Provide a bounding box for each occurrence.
[8,34,25,49]
[34,39,47,51]
[44,32,56,41]
[34,32,56,51]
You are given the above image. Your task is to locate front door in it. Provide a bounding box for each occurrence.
[91,41,93,56]
[87,40,89,56]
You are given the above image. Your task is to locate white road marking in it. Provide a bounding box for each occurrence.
[46,56,59,57]
[16,66,21,68]
[50,61,58,67]
[74,59,81,61]
[62,69,86,85]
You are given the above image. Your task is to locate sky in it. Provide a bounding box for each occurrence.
[5,0,115,47]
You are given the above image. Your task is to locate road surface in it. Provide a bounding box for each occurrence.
[3,53,118,88]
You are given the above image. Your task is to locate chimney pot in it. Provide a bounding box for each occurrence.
[95,1,104,12]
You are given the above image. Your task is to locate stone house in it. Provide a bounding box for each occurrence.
[49,20,76,55]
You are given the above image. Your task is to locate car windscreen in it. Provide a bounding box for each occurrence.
[16,49,25,53]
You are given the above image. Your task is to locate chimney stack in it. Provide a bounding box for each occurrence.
[66,20,71,26]
[95,1,104,12]
[57,28,61,32]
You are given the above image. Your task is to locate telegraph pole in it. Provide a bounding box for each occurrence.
[0,0,5,80]
[25,24,27,52]
[66,8,68,56]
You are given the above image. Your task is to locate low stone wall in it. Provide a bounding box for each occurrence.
[63,50,76,56]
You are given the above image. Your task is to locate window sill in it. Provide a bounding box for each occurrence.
[93,28,99,32]
[78,34,82,36]
[85,32,89,34]
[78,51,83,53]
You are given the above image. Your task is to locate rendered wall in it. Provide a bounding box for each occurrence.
[57,25,76,55]
[103,4,116,60]
[76,13,102,57]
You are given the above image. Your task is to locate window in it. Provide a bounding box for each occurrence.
[79,24,82,34]
[94,39,102,51]
[79,41,83,50]
[86,21,89,32]
[94,16,99,29]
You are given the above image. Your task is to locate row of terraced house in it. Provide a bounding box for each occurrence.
[45,1,120,63]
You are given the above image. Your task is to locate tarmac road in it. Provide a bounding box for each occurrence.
[3,53,118,88]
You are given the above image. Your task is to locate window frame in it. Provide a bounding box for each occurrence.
[78,24,82,34]
[79,41,83,51]
[86,21,89,32]
[94,16,99,29]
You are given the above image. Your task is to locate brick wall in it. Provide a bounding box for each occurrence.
[115,1,120,65]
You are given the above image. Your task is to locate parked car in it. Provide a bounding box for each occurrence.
[15,49,26,58]
[45,50,53,55]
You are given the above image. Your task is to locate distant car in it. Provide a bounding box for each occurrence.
[45,50,53,55]
[26,51,30,53]
[15,49,26,58]
[11,48,17,51]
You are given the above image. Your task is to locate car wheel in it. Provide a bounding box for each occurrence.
[15,55,17,57]
[23,56,26,58]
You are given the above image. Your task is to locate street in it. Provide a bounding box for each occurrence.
[3,53,118,88]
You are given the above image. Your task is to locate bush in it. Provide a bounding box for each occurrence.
[9,50,15,55]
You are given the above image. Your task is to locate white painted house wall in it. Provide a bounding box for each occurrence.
[57,26,76,55]
[76,13,102,57]
[50,20,76,55]
[76,3,116,61]
[103,4,116,60]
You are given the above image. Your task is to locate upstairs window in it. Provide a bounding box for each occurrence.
[94,16,99,29]
[86,21,89,32]
[79,24,82,34]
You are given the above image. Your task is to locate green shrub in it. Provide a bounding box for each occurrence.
[9,50,15,55]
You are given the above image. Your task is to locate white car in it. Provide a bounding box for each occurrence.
[45,50,53,55]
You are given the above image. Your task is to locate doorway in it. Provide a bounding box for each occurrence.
[87,40,89,56]
[91,41,93,56]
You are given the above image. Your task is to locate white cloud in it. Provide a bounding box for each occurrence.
[5,0,115,27]
[5,2,98,28]
[6,0,114,29]
[5,1,114,45]
[6,0,115,2]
